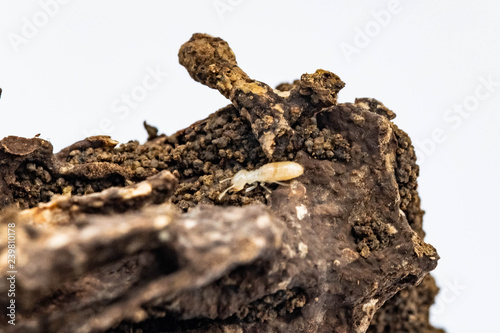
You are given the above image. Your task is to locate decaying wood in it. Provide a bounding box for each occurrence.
[1,197,284,332]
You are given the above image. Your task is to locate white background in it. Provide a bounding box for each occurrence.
[1,1,499,332]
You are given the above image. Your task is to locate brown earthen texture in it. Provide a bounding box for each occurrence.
[0,34,442,333]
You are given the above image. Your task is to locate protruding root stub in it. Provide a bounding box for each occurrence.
[179,33,345,160]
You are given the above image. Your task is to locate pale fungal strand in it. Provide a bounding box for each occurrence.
[218,162,304,200]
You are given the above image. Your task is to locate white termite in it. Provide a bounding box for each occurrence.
[218,161,304,200]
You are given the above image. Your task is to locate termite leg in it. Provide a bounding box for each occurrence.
[273,181,289,186]
[218,185,234,200]
[245,184,257,192]
[260,182,272,193]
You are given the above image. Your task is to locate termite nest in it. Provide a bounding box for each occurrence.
[51,63,353,211]
[5,33,352,212]
[56,104,351,211]
[0,33,440,333]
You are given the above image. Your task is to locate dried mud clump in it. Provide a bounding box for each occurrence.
[0,34,442,333]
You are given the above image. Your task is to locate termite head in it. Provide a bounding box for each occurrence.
[218,169,248,200]
[231,169,250,192]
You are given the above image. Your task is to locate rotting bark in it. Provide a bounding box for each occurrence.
[0,34,442,333]
[1,201,283,333]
